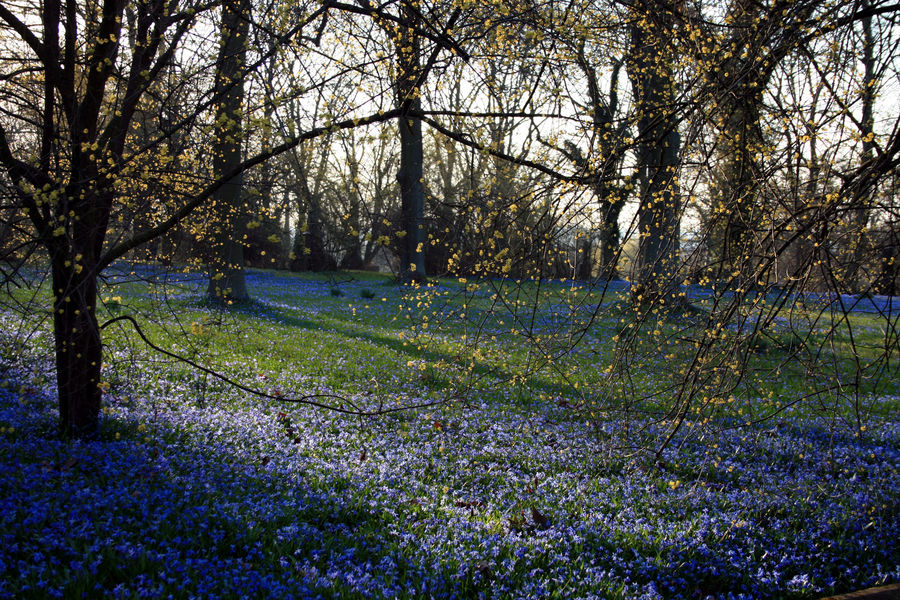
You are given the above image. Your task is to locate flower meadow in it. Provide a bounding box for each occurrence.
[1,268,898,599]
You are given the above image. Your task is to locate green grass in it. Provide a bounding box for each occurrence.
[9,263,897,423]
[1,263,898,598]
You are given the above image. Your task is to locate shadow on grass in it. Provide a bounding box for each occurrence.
[228,298,583,402]
[0,386,465,599]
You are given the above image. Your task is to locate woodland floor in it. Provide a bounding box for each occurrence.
[0,266,897,599]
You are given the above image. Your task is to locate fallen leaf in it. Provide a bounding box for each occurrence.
[531,506,549,529]
[475,560,492,578]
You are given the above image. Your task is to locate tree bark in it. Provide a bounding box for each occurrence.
[596,189,626,281]
[302,176,330,271]
[844,2,876,291]
[396,0,426,282]
[704,0,820,276]
[577,52,626,280]
[627,13,682,307]
[575,235,593,280]
[52,261,102,437]
[207,0,249,302]
[49,178,112,438]
[289,146,331,272]
[711,92,765,270]
[340,143,365,269]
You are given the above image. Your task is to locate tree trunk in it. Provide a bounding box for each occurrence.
[710,93,764,271]
[340,151,364,269]
[634,127,681,299]
[290,159,331,272]
[576,51,626,281]
[398,112,426,281]
[703,0,819,278]
[876,229,897,296]
[597,191,625,280]
[207,0,249,302]
[304,184,330,271]
[52,263,102,437]
[845,3,876,292]
[627,15,682,307]
[575,234,593,280]
[396,0,426,282]
[340,192,365,270]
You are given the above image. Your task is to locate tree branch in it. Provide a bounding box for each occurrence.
[332,0,470,60]
[0,4,47,62]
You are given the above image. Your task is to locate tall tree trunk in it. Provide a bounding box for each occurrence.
[396,0,426,282]
[790,91,823,286]
[633,129,681,299]
[576,51,626,281]
[627,14,682,307]
[876,226,897,296]
[303,175,330,271]
[703,0,819,278]
[597,193,625,280]
[50,177,112,438]
[340,200,364,270]
[289,147,331,272]
[207,0,249,301]
[397,112,426,281]
[340,144,364,269]
[575,234,593,280]
[845,2,876,291]
[710,92,765,272]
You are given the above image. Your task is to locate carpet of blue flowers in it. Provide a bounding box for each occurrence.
[0,269,898,599]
